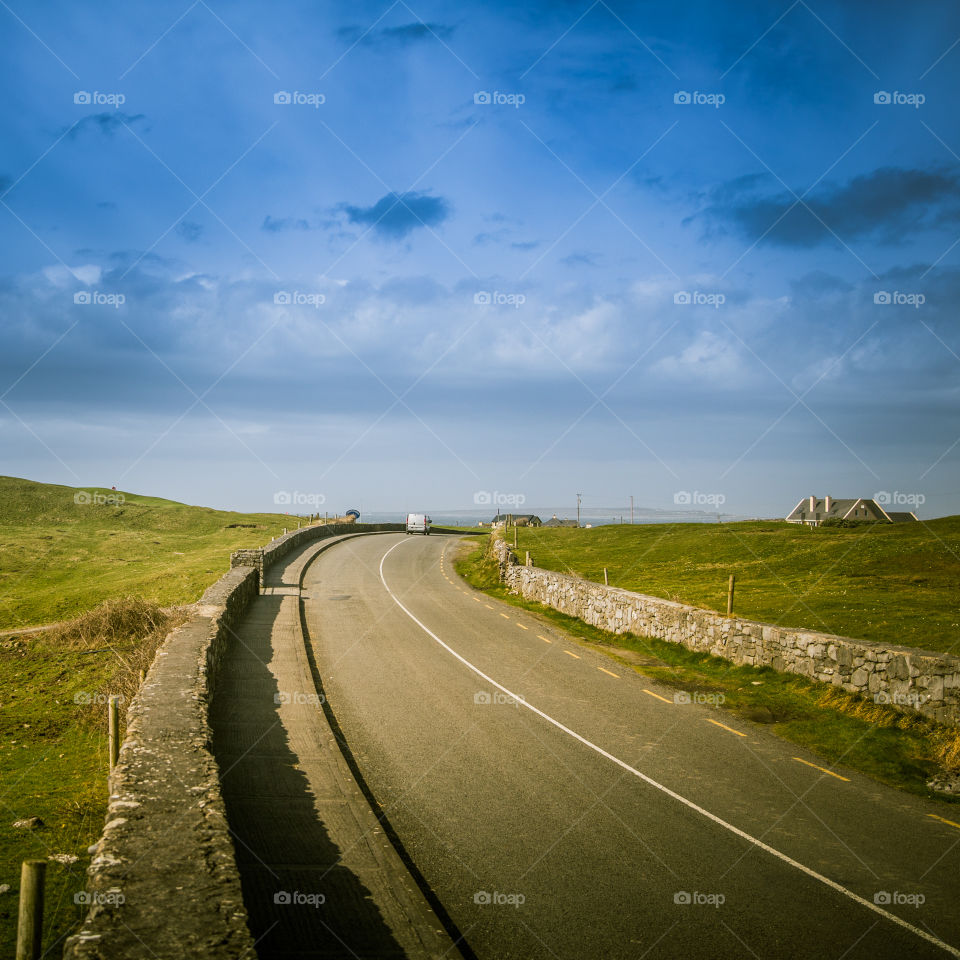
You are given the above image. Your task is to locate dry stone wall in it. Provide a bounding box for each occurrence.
[493,538,960,727]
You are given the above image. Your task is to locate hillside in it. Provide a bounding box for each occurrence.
[0,476,294,629]
[511,518,960,653]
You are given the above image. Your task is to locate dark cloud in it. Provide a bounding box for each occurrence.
[339,191,450,240]
[693,167,960,248]
[337,22,454,47]
[66,112,147,139]
[176,220,203,242]
[262,215,311,232]
[560,251,600,267]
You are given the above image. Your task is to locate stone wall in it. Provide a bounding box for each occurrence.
[64,568,262,959]
[493,537,960,727]
[65,524,406,957]
[231,521,403,577]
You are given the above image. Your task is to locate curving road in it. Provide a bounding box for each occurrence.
[296,532,960,960]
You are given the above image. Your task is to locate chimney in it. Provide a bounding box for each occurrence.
[809,495,816,513]
[825,495,832,512]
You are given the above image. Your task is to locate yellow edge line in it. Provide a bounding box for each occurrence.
[791,757,850,781]
[472,597,481,602]
[516,623,528,630]
[706,718,747,738]
[500,613,510,619]
[537,635,551,643]
[598,667,619,678]
[563,650,580,659]
[484,605,493,610]
[643,689,673,704]
[928,814,960,830]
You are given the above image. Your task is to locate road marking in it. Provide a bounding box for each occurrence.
[378,539,960,959]
[929,814,960,831]
[706,719,747,738]
[643,689,673,704]
[537,635,551,643]
[563,650,580,659]
[473,597,481,602]
[500,613,510,619]
[516,623,529,630]
[484,604,493,610]
[598,667,620,678]
[792,758,850,782]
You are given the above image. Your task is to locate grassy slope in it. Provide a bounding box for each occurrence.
[511,518,960,652]
[0,606,177,957]
[454,539,960,801]
[0,475,297,629]
[0,475,296,954]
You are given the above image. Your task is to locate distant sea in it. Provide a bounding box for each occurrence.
[332,508,759,527]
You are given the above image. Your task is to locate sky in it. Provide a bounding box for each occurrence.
[1,0,958,518]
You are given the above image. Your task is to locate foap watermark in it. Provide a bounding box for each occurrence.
[74,290,125,308]
[674,491,726,507]
[74,692,125,706]
[474,690,523,708]
[873,691,930,707]
[874,891,925,908]
[74,491,125,506]
[274,490,326,506]
[474,491,526,506]
[674,90,725,107]
[474,890,525,908]
[74,889,125,906]
[674,890,725,907]
[474,290,525,308]
[474,90,525,108]
[874,491,925,507]
[874,290,924,308]
[674,290,724,308]
[274,290,325,308]
[274,890,326,907]
[274,90,325,107]
[274,691,325,706]
[874,90,924,108]
[74,90,125,107]
[674,691,726,707]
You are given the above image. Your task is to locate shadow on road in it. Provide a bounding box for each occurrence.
[211,594,407,959]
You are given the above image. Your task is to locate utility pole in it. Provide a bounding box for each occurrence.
[576,492,582,528]
[630,495,634,525]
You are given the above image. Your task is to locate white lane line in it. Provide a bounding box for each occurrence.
[378,539,960,958]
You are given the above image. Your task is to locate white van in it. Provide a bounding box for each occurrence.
[405,513,432,535]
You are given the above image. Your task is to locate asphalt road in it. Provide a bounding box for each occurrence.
[301,532,960,960]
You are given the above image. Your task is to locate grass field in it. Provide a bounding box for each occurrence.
[0,600,181,957]
[0,475,299,630]
[508,518,960,653]
[454,539,960,800]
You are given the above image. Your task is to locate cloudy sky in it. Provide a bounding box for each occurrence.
[1,0,958,517]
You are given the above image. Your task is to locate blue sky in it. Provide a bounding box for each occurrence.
[1,0,959,517]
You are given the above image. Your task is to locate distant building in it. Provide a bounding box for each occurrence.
[785,496,918,527]
[542,514,579,528]
[492,513,542,527]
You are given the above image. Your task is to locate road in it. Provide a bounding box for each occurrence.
[297,532,960,960]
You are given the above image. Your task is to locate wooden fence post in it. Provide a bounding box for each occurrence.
[727,575,736,617]
[108,696,120,770]
[603,567,609,586]
[15,859,45,960]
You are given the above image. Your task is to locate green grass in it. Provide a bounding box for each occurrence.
[506,517,960,652]
[0,600,180,957]
[0,475,299,629]
[454,538,960,800]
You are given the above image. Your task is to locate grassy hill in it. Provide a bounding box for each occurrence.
[0,476,296,629]
[511,518,960,653]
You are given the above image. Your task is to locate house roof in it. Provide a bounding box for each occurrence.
[785,497,916,522]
